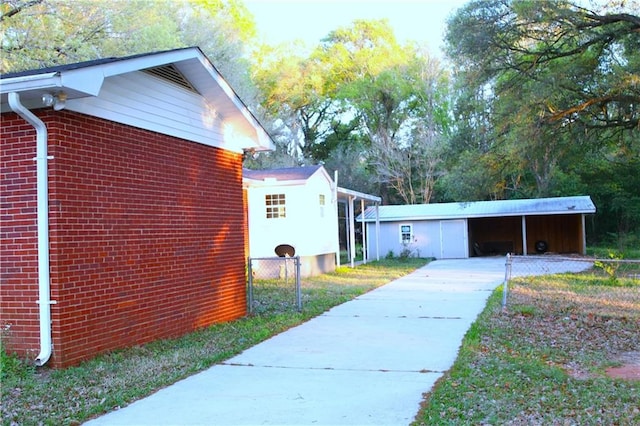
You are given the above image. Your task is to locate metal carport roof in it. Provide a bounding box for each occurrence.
[360,196,595,222]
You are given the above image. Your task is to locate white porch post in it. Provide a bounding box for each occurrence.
[375,203,380,261]
[521,215,528,255]
[581,213,587,255]
[334,171,340,268]
[349,196,356,268]
[361,199,367,264]
[345,201,351,264]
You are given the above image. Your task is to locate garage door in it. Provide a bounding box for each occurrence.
[440,219,468,259]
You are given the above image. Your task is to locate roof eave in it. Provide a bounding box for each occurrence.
[1,48,276,152]
[361,209,596,222]
[243,178,310,187]
[337,187,381,203]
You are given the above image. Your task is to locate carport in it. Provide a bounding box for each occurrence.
[360,196,596,259]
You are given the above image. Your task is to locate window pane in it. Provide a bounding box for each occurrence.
[266,194,286,219]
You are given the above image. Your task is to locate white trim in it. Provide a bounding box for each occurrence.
[399,223,413,244]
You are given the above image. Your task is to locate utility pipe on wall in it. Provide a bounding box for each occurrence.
[8,92,55,366]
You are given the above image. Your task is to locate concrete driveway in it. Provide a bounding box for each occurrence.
[84,257,510,425]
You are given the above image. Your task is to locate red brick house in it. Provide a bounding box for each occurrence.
[0,48,274,368]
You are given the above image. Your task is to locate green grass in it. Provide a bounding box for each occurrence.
[339,243,364,264]
[1,257,428,426]
[414,272,640,425]
[588,245,640,260]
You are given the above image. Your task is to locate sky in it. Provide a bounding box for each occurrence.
[243,0,470,57]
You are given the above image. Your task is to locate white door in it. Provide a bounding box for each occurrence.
[440,220,468,259]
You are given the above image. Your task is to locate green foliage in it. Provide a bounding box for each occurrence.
[251,18,451,203]
[441,0,640,242]
[0,347,34,383]
[5,0,639,244]
[0,325,36,383]
[0,0,258,101]
[593,251,624,282]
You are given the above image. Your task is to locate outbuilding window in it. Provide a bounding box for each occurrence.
[319,194,326,217]
[266,194,286,218]
[400,224,413,244]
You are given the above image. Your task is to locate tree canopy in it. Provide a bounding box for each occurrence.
[252,19,451,204]
[447,0,639,131]
[0,0,258,100]
[444,0,639,244]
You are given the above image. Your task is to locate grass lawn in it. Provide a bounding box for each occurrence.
[1,257,428,426]
[414,269,640,425]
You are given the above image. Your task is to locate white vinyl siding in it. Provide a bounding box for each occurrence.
[246,169,339,259]
[66,72,252,152]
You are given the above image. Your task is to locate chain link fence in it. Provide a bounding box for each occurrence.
[247,256,301,314]
[502,254,640,308]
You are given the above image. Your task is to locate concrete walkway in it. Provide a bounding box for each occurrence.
[85,257,508,426]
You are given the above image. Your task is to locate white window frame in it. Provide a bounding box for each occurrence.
[265,193,286,219]
[399,223,413,244]
[319,194,326,217]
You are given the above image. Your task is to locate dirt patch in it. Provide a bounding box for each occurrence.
[565,351,640,381]
[605,351,640,381]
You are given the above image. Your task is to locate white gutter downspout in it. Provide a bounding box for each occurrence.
[8,92,55,366]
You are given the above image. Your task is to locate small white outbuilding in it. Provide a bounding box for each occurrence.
[243,165,381,276]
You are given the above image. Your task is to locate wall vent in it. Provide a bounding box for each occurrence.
[143,64,198,93]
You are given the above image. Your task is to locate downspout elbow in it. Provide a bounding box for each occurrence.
[8,92,53,366]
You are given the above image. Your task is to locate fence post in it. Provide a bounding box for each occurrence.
[247,257,254,314]
[502,253,512,310]
[295,256,302,311]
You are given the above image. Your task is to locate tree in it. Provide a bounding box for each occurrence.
[251,44,337,161]
[2,0,128,72]
[446,0,640,132]
[338,55,450,204]
[1,1,258,92]
[443,0,640,242]
[316,20,450,203]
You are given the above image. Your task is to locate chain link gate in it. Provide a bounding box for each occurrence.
[247,256,302,314]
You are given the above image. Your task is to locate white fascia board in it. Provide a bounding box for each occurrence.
[313,167,335,187]
[337,187,381,203]
[1,70,104,97]
[59,69,105,96]
[243,178,308,188]
[194,54,275,152]
[56,49,203,96]
[363,210,595,223]
[101,48,202,78]
[0,73,61,93]
[253,125,275,151]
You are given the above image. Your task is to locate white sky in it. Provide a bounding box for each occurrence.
[244,0,470,57]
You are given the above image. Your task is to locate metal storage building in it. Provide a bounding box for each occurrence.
[359,196,596,259]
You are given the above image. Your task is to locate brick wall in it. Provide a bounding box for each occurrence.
[1,113,40,358]
[1,110,248,368]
